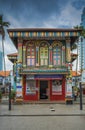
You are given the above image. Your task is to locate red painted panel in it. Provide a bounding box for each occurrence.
[23,78,38,101]
[50,78,65,101]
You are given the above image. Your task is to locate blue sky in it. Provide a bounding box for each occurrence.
[0,0,85,70]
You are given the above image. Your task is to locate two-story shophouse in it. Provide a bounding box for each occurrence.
[7,28,81,103]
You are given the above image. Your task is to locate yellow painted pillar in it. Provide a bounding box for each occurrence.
[23,46,26,67]
[18,38,23,63]
[66,38,71,63]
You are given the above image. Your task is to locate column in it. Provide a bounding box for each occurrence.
[18,38,23,63]
[66,38,71,63]
[23,46,26,67]
[49,46,53,67]
[36,46,39,66]
[65,38,73,104]
[62,46,65,65]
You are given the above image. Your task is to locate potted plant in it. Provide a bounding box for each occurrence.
[10,89,16,102]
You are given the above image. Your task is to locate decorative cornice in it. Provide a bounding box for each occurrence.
[8,31,80,38]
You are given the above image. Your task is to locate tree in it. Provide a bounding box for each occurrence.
[0,15,10,86]
[74,25,85,38]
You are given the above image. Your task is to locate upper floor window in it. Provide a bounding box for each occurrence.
[52,42,62,66]
[26,43,35,66]
[40,42,49,66]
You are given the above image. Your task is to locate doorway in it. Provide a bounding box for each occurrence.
[40,81,48,99]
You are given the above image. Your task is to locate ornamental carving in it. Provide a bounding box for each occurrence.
[52,41,62,47]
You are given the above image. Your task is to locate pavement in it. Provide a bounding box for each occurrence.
[0,98,85,130]
[0,95,85,116]
[0,100,85,116]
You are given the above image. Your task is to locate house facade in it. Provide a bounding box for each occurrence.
[7,28,81,102]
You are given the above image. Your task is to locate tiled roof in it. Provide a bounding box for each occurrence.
[0,71,10,77]
[7,53,18,56]
[7,28,82,32]
[72,71,80,76]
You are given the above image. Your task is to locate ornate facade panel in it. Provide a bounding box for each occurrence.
[66,39,71,62]
[23,46,26,67]
[18,38,23,63]
[62,46,65,65]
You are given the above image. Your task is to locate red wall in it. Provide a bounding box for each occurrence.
[23,76,38,101]
[23,76,66,101]
[50,78,65,101]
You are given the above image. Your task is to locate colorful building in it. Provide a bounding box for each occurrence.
[7,28,81,103]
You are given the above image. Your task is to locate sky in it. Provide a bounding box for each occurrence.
[0,0,85,70]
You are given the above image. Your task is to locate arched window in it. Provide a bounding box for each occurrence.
[26,42,35,66]
[52,42,62,66]
[40,42,49,66]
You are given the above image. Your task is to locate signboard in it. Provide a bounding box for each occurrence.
[16,77,23,98]
[26,75,34,80]
[66,80,72,97]
[26,80,36,95]
[16,86,23,98]
[52,80,62,95]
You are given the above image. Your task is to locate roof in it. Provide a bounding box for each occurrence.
[7,27,82,49]
[7,53,18,57]
[7,28,82,32]
[71,53,78,62]
[72,71,81,77]
[7,53,18,63]
[0,71,10,77]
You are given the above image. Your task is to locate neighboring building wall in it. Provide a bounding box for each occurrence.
[80,7,85,28]
[72,76,81,88]
[78,37,85,70]
[78,7,85,70]
[0,51,3,70]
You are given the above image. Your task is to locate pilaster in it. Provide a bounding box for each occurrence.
[49,46,53,67]
[18,38,23,63]
[22,46,26,67]
[66,38,71,63]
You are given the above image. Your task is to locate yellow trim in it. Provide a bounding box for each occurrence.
[17,32,21,37]
[65,32,69,36]
[9,32,13,37]
[25,32,29,37]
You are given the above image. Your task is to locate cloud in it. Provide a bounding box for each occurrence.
[0,0,85,70]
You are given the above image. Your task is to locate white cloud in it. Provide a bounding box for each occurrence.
[43,2,82,28]
[0,0,84,71]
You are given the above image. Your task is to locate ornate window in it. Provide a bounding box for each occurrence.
[40,42,49,66]
[26,42,35,66]
[52,42,62,66]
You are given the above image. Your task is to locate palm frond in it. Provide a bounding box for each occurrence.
[2,22,10,27]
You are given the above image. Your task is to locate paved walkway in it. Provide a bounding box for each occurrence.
[0,103,85,116]
[0,95,85,116]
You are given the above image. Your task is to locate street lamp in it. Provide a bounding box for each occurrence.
[79,36,83,110]
[8,74,11,111]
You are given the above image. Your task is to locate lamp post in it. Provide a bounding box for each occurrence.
[79,37,83,110]
[8,74,11,111]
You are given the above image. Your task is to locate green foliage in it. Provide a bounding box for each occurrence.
[0,14,10,38]
[9,89,16,99]
[0,91,2,99]
[71,43,77,50]
[74,25,85,38]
